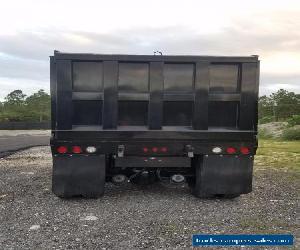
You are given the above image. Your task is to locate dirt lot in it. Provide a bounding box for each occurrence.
[0,141,299,249]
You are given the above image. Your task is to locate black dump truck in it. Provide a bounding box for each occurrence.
[50,51,259,199]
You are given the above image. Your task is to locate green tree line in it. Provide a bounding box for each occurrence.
[0,89,50,122]
[259,89,300,124]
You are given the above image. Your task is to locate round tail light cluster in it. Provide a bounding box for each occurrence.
[57,146,68,154]
[212,146,250,155]
[240,146,250,155]
[86,146,97,153]
[72,146,82,154]
[152,147,158,153]
[226,147,236,154]
[56,146,97,154]
[142,147,168,153]
[212,147,222,154]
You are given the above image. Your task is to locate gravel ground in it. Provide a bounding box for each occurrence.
[0,147,299,249]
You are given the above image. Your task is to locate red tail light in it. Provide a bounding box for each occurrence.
[57,146,67,154]
[160,147,168,153]
[152,147,158,153]
[226,147,236,154]
[72,146,82,154]
[143,147,148,153]
[240,147,250,155]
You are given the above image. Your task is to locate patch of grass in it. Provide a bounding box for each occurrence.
[282,126,300,140]
[255,139,300,173]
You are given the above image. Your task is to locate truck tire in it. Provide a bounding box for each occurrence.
[52,155,106,198]
[216,194,240,199]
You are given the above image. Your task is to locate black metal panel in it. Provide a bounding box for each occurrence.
[208,101,239,128]
[55,52,258,63]
[118,93,149,101]
[118,101,148,126]
[56,60,72,130]
[72,92,103,100]
[115,157,190,168]
[163,93,244,102]
[55,129,256,141]
[239,63,258,130]
[209,64,239,92]
[149,62,164,129]
[118,63,149,92]
[163,93,193,101]
[163,101,193,126]
[73,62,103,92]
[164,64,194,92]
[103,61,118,129]
[50,56,56,130]
[193,62,209,129]
[254,61,260,131]
[72,100,102,125]
[51,52,259,140]
[209,93,240,102]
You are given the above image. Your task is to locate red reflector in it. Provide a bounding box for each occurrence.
[143,147,148,153]
[226,147,236,154]
[72,146,82,154]
[57,146,67,154]
[152,147,158,153]
[240,147,250,155]
[161,147,167,152]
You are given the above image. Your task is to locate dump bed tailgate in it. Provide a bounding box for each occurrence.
[51,53,259,137]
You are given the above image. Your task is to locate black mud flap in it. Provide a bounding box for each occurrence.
[192,155,253,198]
[52,155,106,198]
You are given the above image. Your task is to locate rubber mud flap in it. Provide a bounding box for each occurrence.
[192,155,253,198]
[52,155,106,198]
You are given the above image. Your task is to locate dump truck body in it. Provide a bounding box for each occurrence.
[50,52,259,198]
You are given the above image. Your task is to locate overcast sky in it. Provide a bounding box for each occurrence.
[0,0,299,100]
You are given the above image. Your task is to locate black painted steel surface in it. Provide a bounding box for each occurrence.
[50,52,259,137]
[50,51,259,198]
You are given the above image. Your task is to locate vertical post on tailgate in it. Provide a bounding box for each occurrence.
[239,63,258,130]
[50,56,57,131]
[56,60,72,130]
[148,61,164,129]
[193,61,209,130]
[103,61,118,129]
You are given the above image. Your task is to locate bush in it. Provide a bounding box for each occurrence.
[259,116,274,124]
[282,126,300,140]
[287,115,300,127]
[258,128,274,139]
